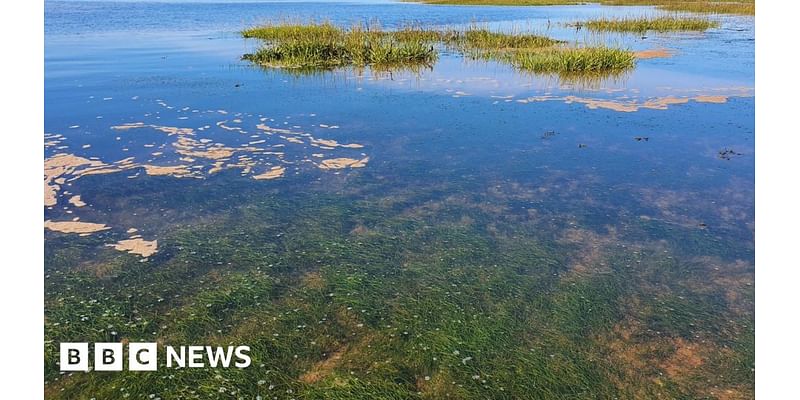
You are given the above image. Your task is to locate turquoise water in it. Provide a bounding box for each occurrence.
[44,1,754,398]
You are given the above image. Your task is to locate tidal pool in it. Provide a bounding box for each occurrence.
[45,1,754,399]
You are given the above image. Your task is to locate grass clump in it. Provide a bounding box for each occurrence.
[582,16,719,33]
[601,0,754,15]
[658,1,755,15]
[413,0,755,16]
[243,23,634,76]
[242,22,342,41]
[460,28,560,50]
[508,46,636,74]
[242,23,438,70]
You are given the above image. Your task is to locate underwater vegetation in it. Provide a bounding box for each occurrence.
[44,168,754,399]
[242,23,636,76]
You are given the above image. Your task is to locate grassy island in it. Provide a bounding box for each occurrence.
[243,23,635,76]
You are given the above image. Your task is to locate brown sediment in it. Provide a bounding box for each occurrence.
[173,136,263,161]
[45,220,110,234]
[557,227,619,277]
[256,123,305,136]
[635,48,673,59]
[283,136,304,144]
[318,157,370,170]
[252,166,285,180]
[208,160,226,174]
[68,195,86,207]
[173,137,236,159]
[564,96,692,112]
[298,346,347,384]
[44,181,58,207]
[597,317,723,398]
[660,337,705,379]
[75,167,124,177]
[564,96,642,112]
[522,93,738,113]
[311,138,364,149]
[108,238,158,257]
[142,164,192,177]
[44,153,108,206]
[694,95,728,103]
[349,224,370,235]
[301,271,326,289]
[111,122,194,136]
[216,120,243,132]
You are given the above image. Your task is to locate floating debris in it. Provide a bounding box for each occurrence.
[44,220,110,235]
[253,166,286,180]
[718,148,742,160]
[109,238,158,257]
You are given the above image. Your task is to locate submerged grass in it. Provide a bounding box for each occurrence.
[243,22,634,76]
[44,182,754,399]
[581,16,719,33]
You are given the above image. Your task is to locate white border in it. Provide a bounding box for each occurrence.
[1,0,44,398]
[1,0,793,398]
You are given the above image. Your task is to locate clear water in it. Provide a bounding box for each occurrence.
[44,1,754,398]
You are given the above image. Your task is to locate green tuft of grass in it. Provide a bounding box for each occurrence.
[601,0,754,15]
[242,22,343,41]
[581,16,719,33]
[410,0,755,16]
[507,46,636,74]
[242,23,633,76]
[242,23,438,70]
[657,1,755,15]
[460,28,561,50]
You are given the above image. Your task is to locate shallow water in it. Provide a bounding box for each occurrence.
[44,1,754,399]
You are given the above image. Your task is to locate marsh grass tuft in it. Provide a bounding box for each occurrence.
[507,46,636,74]
[601,0,754,15]
[459,28,561,50]
[242,23,438,69]
[581,16,719,33]
[243,22,634,76]
[411,0,754,16]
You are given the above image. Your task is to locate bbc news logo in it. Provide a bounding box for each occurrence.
[60,343,251,371]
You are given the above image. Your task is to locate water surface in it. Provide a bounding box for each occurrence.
[44,1,754,399]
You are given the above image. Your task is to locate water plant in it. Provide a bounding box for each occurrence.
[243,24,438,69]
[44,168,754,399]
[413,0,754,16]
[243,23,635,76]
[580,16,719,33]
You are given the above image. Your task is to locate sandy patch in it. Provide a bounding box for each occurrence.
[318,157,369,170]
[112,122,194,136]
[68,195,86,207]
[109,238,158,257]
[252,166,286,180]
[635,48,673,59]
[694,95,728,103]
[311,138,364,149]
[45,220,110,234]
[142,164,192,177]
[298,347,347,384]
